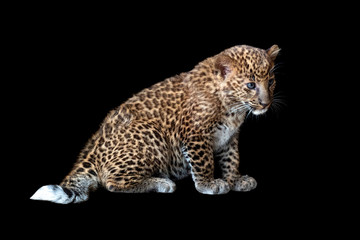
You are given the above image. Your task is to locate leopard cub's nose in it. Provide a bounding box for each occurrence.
[259,99,270,108]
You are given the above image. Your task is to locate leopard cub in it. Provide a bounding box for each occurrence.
[31,44,280,204]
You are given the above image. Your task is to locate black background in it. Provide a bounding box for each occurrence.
[7,2,355,237]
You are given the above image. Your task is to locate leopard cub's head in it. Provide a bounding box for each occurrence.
[215,45,280,115]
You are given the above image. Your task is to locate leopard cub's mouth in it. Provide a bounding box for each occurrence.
[242,102,269,116]
[251,108,268,115]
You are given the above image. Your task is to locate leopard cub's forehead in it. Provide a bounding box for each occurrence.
[226,45,272,77]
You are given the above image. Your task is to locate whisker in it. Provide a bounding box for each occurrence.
[273,96,287,107]
[226,101,250,114]
[270,62,284,74]
[273,95,287,102]
[269,93,287,118]
[245,106,253,119]
[230,105,248,114]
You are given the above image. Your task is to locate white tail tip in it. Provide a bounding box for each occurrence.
[30,185,73,204]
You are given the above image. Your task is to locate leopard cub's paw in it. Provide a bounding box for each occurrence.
[155,178,176,193]
[232,175,257,192]
[195,179,230,195]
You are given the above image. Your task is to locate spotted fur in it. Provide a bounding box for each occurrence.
[31,44,280,203]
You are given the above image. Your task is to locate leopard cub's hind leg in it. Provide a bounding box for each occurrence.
[101,119,178,193]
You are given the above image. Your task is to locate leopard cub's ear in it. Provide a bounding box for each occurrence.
[266,44,281,62]
[214,55,234,79]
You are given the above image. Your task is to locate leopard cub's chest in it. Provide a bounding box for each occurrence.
[213,113,245,151]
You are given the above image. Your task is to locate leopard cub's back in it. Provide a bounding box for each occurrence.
[96,75,191,181]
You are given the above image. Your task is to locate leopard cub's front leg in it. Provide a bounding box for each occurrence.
[183,136,230,195]
[231,175,257,192]
[216,137,257,192]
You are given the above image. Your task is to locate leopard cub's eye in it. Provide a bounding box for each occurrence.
[268,78,275,86]
[246,82,256,89]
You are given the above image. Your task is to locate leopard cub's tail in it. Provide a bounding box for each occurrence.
[30,184,84,204]
[31,168,99,204]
